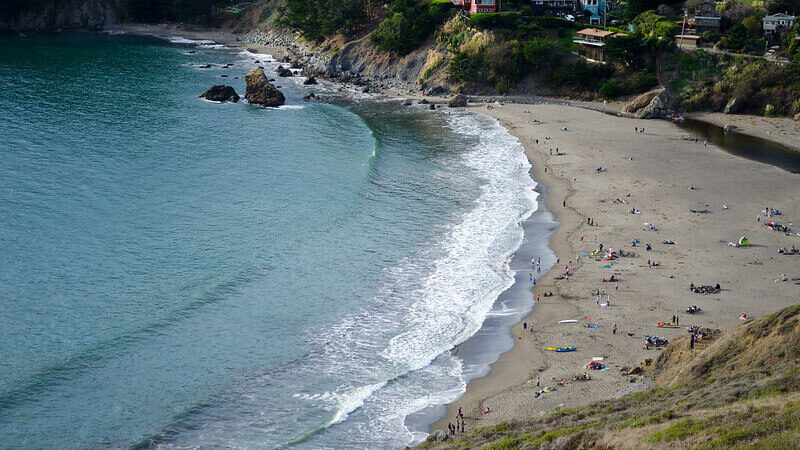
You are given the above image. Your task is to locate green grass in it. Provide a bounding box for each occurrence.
[486,437,518,450]
[646,418,708,443]
[524,423,599,445]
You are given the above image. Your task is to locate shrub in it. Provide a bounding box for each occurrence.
[523,37,556,64]
[372,0,452,54]
[468,11,523,29]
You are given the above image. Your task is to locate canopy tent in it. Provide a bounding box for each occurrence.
[739,236,750,246]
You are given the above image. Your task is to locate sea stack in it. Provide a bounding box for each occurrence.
[244,68,285,107]
[199,85,239,102]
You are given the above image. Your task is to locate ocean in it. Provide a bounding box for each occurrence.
[0,32,549,448]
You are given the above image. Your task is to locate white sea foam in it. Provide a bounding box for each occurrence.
[287,110,539,447]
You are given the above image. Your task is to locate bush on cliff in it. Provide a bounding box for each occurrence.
[278,0,368,41]
[371,0,453,54]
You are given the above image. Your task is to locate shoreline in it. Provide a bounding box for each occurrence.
[429,100,800,434]
[101,24,800,443]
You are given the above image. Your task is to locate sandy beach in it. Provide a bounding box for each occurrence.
[106,23,800,439]
[431,101,800,433]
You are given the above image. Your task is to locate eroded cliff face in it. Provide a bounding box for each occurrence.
[243,28,442,94]
[0,0,125,33]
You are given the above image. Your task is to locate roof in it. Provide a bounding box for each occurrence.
[695,9,723,18]
[576,28,615,38]
[764,13,796,20]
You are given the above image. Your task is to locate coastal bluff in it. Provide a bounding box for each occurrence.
[244,68,284,107]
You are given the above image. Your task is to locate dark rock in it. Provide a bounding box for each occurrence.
[418,99,430,104]
[426,85,446,96]
[268,78,276,82]
[723,123,739,133]
[290,60,302,69]
[303,76,318,85]
[276,65,293,77]
[447,94,468,107]
[401,99,413,106]
[362,86,370,93]
[303,93,317,101]
[220,74,228,78]
[244,69,285,107]
[198,64,212,69]
[429,104,436,110]
[426,430,448,442]
[199,85,239,103]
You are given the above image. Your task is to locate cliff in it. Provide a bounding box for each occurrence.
[0,0,126,33]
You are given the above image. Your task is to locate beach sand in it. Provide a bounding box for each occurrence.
[432,102,800,433]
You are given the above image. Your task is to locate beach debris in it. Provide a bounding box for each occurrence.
[244,69,285,107]
[199,85,239,103]
[559,319,578,323]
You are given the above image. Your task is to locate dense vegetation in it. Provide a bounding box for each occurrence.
[420,304,800,449]
[371,0,454,54]
[126,0,238,24]
[278,0,369,41]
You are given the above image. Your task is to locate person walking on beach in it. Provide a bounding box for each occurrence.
[563,199,566,207]
[458,407,463,418]
[523,322,527,330]
[536,377,540,386]
[612,322,617,334]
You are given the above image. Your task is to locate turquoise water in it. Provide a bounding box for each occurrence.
[0,33,538,447]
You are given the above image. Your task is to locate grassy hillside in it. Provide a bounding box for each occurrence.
[420,304,800,449]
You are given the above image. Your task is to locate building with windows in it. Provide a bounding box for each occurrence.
[529,0,578,18]
[692,0,724,34]
[579,0,607,24]
[763,13,796,35]
[452,0,501,14]
[573,28,619,61]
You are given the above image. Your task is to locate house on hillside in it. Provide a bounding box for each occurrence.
[529,0,578,18]
[573,28,620,61]
[579,0,607,25]
[452,0,501,14]
[763,13,796,36]
[692,0,724,34]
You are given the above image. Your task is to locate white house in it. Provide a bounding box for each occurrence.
[763,13,796,35]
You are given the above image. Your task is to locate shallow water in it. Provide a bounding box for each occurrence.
[0,33,541,447]
[676,119,800,173]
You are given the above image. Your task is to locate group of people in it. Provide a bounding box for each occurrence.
[447,408,466,436]
[689,282,721,294]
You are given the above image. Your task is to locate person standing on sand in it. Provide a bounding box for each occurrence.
[612,322,617,334]
[563,199,566,207]
[458,407,463,418]
[523,322,527,330]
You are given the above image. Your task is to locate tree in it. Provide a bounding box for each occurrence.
[604,33,646,68]
[523,37,556,65]
[766,0,800,15]
[632,10,676,38]
[742,16,763,38]
[718,23,750,50]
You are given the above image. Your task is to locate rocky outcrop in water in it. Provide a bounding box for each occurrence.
[0,0,124,33]
[200,85,239,102]
[276,65,293,77]
[244,68,285,107]
[303,76,317,85]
